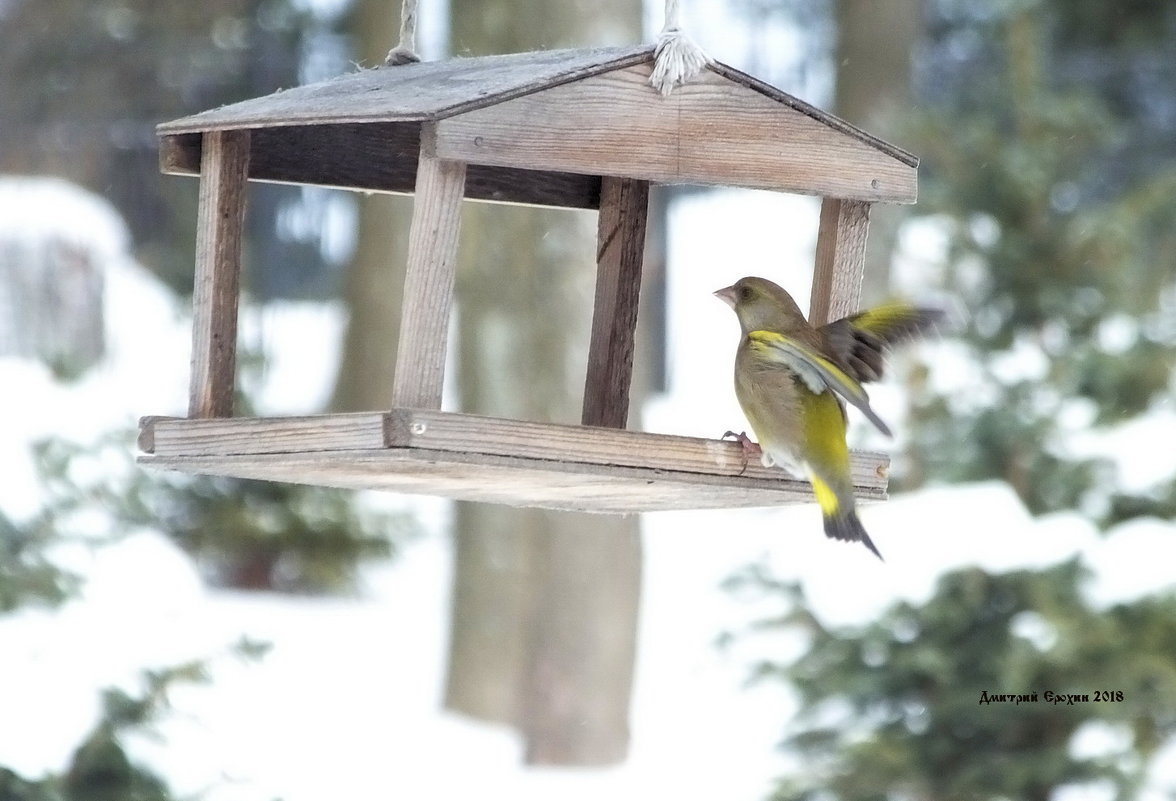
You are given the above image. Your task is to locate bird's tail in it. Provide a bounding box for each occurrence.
[811,475,883,561]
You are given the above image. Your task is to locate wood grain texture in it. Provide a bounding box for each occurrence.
[391,142,466,409]
[138,449,830,513]
[707,61,918,167]
[582,176,650,428]
[136,416,180,453]
[156,46,656,133]
[156,45,916,175]
[809,198,871,326]
[384,409,887,486]
[144,412,390,457]
[158,47,916,207]
[138,409,889,513]
[435,65,918,203]
[160,127,602,210]
[189,130,250,418]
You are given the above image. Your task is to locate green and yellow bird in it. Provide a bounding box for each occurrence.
[715,276,942,560]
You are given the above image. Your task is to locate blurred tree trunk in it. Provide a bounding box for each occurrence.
[330,2,414,412]
[0,181,105,374]
[833,0,921,302]
[444,0,644,766]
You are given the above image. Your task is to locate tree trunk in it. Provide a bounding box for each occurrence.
[834,0,921,302]
[330,2,414,413]
[0,179,106,375]
[443,0,644,766]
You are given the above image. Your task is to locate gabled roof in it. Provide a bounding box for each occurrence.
[158,45,657,133]
[157,45,918,208]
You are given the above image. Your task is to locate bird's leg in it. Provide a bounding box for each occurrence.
[722,430,762,476]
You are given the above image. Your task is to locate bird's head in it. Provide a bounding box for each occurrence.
[714,276,807,336]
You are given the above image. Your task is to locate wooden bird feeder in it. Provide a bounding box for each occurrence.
[137,44,918,513]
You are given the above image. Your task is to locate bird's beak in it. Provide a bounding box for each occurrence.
[713,285,737,309]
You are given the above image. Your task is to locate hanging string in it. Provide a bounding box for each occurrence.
[384,0,421,66]
[649,0,711,96]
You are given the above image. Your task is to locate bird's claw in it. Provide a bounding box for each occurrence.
[721,430,762,476]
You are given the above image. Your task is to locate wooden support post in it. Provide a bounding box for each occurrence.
[809,197,871,326]
[189,130,250,418]
[582,176,650,429]
[391,128,467,410]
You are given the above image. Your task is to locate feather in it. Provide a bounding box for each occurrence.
[745,330,892,437]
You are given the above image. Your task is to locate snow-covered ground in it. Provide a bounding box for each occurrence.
[1,180,1174,800]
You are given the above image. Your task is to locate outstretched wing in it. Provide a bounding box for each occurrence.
[821,303,945,383]
[746,329,892,437]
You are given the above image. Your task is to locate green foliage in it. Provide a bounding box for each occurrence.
[0,642,267,801]
[22,431,410,593]
[731,10,1176,797]
[897,0,1176,523]
[0,509,79,613]
[728,561,1176,801]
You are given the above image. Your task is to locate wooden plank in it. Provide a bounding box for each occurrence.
[384,409,889,488]
[390,134,467,409]
[136,415,181,453]
[137,448,835,514]
[159,133,201,174]
[707,62,919,168]
[137,410,890,512]
[154,46,915,176]
[160,126,602,210]
[137,409,888,487]
[145,413,390,457]
[582,176,650,428]
[435,65,918,203]
[189,130,250,418]
[156,46,656,134]
[809,198,871,326]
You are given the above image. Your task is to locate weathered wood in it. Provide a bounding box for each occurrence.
[146,408,877,480]
[582,176,649,428]
[391,138,467,409]
[435,65,917,203]
[809,198,871,326]
[139,448,814,513]
[189,130,250,418]
[384,409,885,485]
[156,46,656,134]
[154,46,916,172]
[143,412,390,457]
[136,415,181,453]
[157,46,917,205]
[137,409,890,513]
[160,126,602,210]
[708,61,917,168]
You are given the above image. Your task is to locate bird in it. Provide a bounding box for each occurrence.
[714,276,943,560]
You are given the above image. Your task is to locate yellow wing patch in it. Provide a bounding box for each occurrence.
[746,330,892,437]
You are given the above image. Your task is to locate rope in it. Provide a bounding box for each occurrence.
[664,0,682,29]
[384,0,421,66]
[650,0,711,95]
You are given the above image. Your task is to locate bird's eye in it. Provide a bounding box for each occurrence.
[738,286,754,302]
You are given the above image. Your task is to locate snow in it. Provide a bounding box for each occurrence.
[1,177,1174,800]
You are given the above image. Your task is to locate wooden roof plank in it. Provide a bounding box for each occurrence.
[156,45,655,134]
[155,46,917,182]
[434,64,917,202]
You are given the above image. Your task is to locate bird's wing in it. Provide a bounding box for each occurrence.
[821,304,945,383]
[746,330,892,437]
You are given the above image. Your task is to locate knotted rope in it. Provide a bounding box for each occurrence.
[384,0,421,66]
[649,0,711,95]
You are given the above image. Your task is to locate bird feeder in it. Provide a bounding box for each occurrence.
[137,44,918,513]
